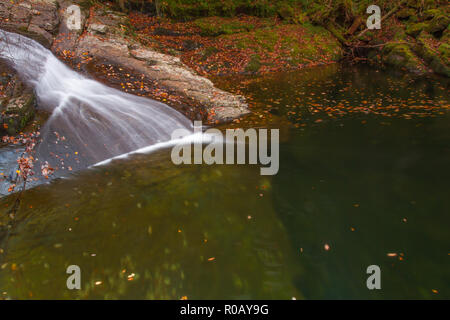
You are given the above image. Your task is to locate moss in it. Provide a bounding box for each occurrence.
[422,9,442,20]
[438,43,450,62]
[396,8,416,20]
[357,30,374,42]
[413,32,450,77]
[307,0,354,26]
[406,0,420,9]
[405,22,429,37]
[441,25,450,41]
[2,93,36,135]
[393,29,407,41]
[245,55,261,73]
[286,24,342,62]
[194,17,254,36]
[201,46,220,60]
[277,3,294,21]
[423,0,439,10]
[253,28,279,52]
[221,22,342,72]
[159,0,283,20]
[405,0,436,10]
[408,15,419,23]
[382,43,426,74]
[426,14,450,35]
[79,0,96,11]
[325,23,347,46]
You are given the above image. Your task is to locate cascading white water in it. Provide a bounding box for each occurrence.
[0,30,193,172]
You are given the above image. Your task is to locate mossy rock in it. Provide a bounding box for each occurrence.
[423,0,439,10]
[2,92,36,135]
[413,32,450,77]
[382,43,427,74]
[426,14,450,35]
[293,13,308,25]
[406,22,429,37]
[442,26,450,41]
[406,0,420,9]
[406,0,437,10]
[393,28,407,41]
[277,4,294,21]
[422,9,442,20]
[438,43,450,62]
[397,8,416,20]
[408,15,419,23]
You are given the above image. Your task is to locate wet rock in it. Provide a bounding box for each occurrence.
[2,1,248,123]
[0,67,36,136]
[3,92,36,135]
[0,0,59,48]
[88,23,108,35]
[76,34,249,123]
[52,2,87,54]
[29,1,59,34]
[26,24,54,46]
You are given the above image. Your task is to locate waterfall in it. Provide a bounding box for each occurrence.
[0,30,193,174]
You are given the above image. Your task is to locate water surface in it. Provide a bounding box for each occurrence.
[0,64,449,299]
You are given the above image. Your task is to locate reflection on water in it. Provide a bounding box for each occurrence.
[0,64,449,299]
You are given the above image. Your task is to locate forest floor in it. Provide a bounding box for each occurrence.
[127,12,344,77]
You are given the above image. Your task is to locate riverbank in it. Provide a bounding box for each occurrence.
[0,0,448,194]
[95,0,449,78]
[1,0,449,134]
